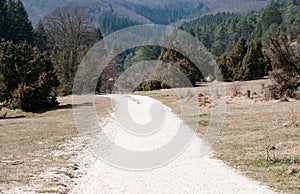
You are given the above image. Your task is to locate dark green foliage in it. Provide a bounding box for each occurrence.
[0,40,59,111]
[96,28,104,40]
[183,1,300,54]
[240,40,266,80]
[0,0,34,44]
[99,14,140,35]
[133,80,170,92]
[0,0,59,111]
[184,13,241,55]
[217,37,268,81]
[183,13,249,56]
[260,2,282,31]
[267,33,300,99]
[159,48,204,86]
[0,0,6,37]
[124,46,162,67]
[96,46,165,93]
[216,37,247,80]
[97,44,204,92]
[34,21,48,52]
[211,41,226,57]
[133,6,191,25]
[183,1,300,83]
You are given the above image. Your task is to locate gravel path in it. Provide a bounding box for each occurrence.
[71,95,277,194]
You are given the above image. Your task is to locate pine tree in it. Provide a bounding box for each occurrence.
[0,0,6,37]
[228,36,247,80]
[217,37,267,81]
[211,40,226,57]
[34,21,48,51]
[261,2,282,31]
[240,40,267,80]
[267,33,300,99]
[158,48,203,87]
[0,40,59,111]
[216,55,233,81]
[5,0,34,43]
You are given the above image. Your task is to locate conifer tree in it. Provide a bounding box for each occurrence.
[34,21,48,51]
[158,48,203,87]
[217,37,268,81]
[261,2,282,31]
[240,40,266,80]
[0,40,59,111]
[4,0,33,43]
[268,33,300,99]
[226,36,247,80]
[0,0,6,37]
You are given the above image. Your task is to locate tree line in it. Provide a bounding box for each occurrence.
[124,0,300,98]
[183,0,300,57]
[1,0,299,112]
[99,13,140,35]
[182,0,300,99]
[0,0,101,111]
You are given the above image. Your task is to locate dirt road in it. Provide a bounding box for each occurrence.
[71,95,276,194]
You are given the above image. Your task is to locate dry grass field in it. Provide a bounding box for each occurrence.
[140,79,300,193]
[0,79,299,193]
[0,96,111,193]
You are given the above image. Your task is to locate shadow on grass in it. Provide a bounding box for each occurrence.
[34,102,93,114]
[33,104,73,113]
[0,102,93,118]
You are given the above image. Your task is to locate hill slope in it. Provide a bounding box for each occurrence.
[22,0,273,27]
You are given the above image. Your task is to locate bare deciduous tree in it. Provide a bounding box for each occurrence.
[41,7,100,95]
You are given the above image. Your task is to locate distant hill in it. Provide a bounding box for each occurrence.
[203,0,271,14]
[22,0,273,29]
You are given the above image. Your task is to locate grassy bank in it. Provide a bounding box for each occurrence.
[139,79,300,193]
[1,80,299,193]
[0,96,111,192]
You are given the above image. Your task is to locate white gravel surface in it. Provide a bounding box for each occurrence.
[70,95,277,194]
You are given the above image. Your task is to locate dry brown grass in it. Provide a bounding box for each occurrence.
[0,96,111,192]
[139,79,300,194]
[1,80,299,193]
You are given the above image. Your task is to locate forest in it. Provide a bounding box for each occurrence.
[99,13,140,35]
[183,0,300,56]
[0,0,300,112]
[0,0,102,111]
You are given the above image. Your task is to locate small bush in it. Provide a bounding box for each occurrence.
[231,82,242,97]
[134,80,170,91]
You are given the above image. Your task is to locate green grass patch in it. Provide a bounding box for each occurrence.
[189,114,209,118]
[246,157,299,171]
[187,119,209,127]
